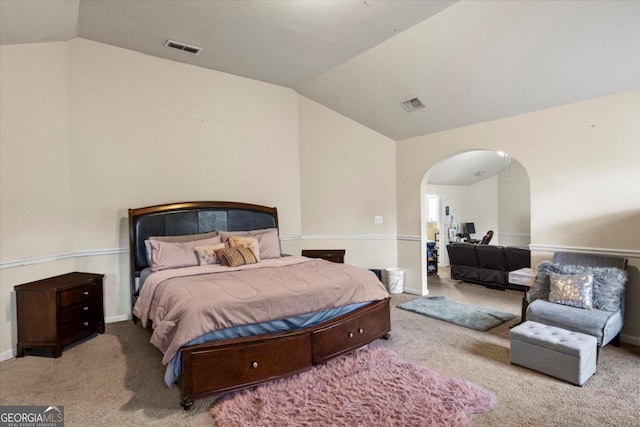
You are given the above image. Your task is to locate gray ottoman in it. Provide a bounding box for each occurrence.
[510,321,597,386]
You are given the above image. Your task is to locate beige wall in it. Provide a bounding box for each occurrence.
[398,90,640,344]
[0,43,77,355]
[1,39,637,358]
[0,43,74,261]
[67,39,303,247]
[298,96,397,269]
[0,39,397,359]
[497,158,531,247]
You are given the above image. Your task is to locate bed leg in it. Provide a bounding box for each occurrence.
[181,397,194,411]
[381,333,391,340]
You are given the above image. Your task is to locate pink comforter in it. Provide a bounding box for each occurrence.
[133,256,389,364]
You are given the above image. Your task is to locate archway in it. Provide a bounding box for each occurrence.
[419,150,531,295]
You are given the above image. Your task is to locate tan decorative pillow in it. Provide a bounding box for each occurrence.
[220,228,280,259]
[195,243,227,265]
[219,230,250,243]
[215,247,258,267]
[228,236,261,261]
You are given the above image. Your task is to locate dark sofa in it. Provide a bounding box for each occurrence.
[446,243,530,291]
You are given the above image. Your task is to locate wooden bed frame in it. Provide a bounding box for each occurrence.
[128,201,391,409]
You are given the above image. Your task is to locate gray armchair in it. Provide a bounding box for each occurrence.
[526,252,628,360]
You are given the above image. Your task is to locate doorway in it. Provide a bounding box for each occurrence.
[425,195,439,241]
[420,150,531,295]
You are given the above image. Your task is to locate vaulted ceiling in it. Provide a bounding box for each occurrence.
[1,0,639,184]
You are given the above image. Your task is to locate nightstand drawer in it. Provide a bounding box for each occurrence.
[59,314,99,343]
[60,283,100,308]
[59,302,101,337]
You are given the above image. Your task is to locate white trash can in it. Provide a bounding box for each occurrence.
[384,268,405,294]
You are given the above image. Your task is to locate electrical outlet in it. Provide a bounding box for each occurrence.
[374,215,383,224]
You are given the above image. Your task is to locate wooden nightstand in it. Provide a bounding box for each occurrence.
[15,272,105,358]
[301,249,345,263]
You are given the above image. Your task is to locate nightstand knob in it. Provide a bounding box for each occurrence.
[358,328,364,334]
[348,332,354,338]
[83,322,89,326]
[83,306,89,311]
[83,291,89,296]
[251,361,259,369]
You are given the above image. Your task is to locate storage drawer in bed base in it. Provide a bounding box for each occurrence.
[179,298,391,410]
[182,332,312,402]
[312,298,391,363]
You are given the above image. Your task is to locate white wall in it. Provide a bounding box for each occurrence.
[424,177,497,271]
[426,157,531,251]
[398,90,640,343]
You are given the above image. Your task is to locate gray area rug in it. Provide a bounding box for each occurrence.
[397,296,516,331]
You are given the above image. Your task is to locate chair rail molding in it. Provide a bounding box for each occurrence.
[529,244,639,260]
[0,248,127,269]
[3,239,637,270]
[0,235,398,269]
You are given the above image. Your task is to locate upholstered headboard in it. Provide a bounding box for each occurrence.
[128,201,279,306]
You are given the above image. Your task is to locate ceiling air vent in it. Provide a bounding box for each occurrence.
[164,40,202,55]
[401,97,425,113]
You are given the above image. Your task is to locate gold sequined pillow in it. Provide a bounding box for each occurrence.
[215,246,258,267]
[549,273,594,310]
[228,236,261,261]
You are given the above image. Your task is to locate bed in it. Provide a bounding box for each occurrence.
[128,201,391,409]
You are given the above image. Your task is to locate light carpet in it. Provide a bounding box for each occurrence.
[209,345,496,427]
[397,295,516,331]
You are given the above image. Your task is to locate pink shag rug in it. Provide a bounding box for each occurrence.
[210,346,496,426]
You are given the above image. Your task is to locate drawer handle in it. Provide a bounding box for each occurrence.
[251,361,259,369]
[83,322,89,326]
[358,328,364,334]
[83,291,89,296]
[348,332,354,338]
[83,306,89,311]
